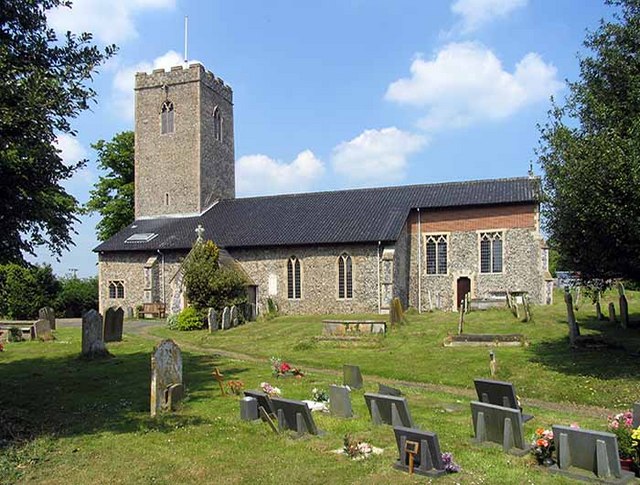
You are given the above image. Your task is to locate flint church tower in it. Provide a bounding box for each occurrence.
[134,63,235,218]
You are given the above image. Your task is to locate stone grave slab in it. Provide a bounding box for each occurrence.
[393,426,446,477]
[364,392,414,428]
[270,397,321,437]
[379,383,402,396]
[221,307,230,330]
[343,364,363,389]
[207,308,218,333]
[329,385,353,418]
[150,339,183,417]
[549,425,635,484]
[81,310,108,358]
[230,305,239,327]
[38,307,56,330]
[470,401,527,455]
[104,306,124,342]
[474,378,533,422]
[34,319,53,341]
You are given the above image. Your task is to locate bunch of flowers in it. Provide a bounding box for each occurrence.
[0,342,4,352]
[343,434,374,460]
[270,356,304,378]
[260,381,282,397]
[226,380,244,396]
[531,428,555,464]
[311,388,329,402]
[441,452,461,473]
[607,411,636,459]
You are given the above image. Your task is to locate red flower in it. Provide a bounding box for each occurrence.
[280,362,291,373]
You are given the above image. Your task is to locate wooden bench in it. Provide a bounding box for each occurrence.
[139,302,166,319]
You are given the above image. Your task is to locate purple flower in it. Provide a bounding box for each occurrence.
[441,452,461,473]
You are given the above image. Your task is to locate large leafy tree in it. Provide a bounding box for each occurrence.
[83,131,134,241]
[539,0,640,281]
[0,0,116,263]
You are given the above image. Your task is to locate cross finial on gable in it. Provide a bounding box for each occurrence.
[195,224,205,242]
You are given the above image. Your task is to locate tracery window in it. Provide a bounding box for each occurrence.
[338,253,353,299]
[161,100,174,134]
[480,232,503,273]
[108,280,125,299]
[425,234,447,275]
[287,256,301,299]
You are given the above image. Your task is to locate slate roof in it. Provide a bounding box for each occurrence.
[94,177,540,253]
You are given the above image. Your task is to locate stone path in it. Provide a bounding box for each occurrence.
[125,321,614,420]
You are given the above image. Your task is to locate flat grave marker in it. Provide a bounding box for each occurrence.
[364,392,414,428]
[470,401,527,455]
[474,378,533,422]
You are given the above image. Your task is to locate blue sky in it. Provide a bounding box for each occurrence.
[34,0,611,277]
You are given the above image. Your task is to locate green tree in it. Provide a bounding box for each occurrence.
[83,131,135,241]
[0,0,116,263]
[54,276,98,317]
[538,0,640,282]
[182,240,247,313]
[0,264,60,319]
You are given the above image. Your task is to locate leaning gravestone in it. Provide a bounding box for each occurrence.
[34,319,53,341]
[270,397,321,436]
[150,339,183,417]
[221,307,230,330]
[379,383,402,396]
[207,308,218,333]
[609,303,616,323]
[103,306,124,342]
[470,401,527,455]
[364,392,414,428]
[550,425,635,484]
[230,305,239,327]
[81,310,109,358]
[343,364,363,389]
[393,426,446,477]
[38,307,56,330]
[329,385,353,418]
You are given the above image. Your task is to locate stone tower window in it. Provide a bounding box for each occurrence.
[287,256,301,299]
[338,253,353,299]
[480,232,503,273]
[161,100,174,134]
[213,106,223,141]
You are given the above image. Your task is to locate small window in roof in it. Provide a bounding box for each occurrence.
[125,233,158,243]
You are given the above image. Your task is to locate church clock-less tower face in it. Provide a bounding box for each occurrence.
[134,63,235,219]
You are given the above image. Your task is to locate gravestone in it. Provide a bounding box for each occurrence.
[207,308,218,333]
[81,310,108,358]
[230,305,239,327]
[221,307,230,330]
[34,319,53,341]
[240,396,259,421]
[564,289,580,346]
[619,283,629,329]
[244,390,276,416]
[270,397,321,436]
[126,307,134,319]
[165,383,184,411]
[378,383,402,396]
[470,401,527,455]
[329,385,353,418]
[393,426,446,477]
[103,306,124,342]
[364,392,414,428]
[150,339,183,417]
[633,402,640,429]
[343,364,363,389]
[474,378,534,422]
[609,303,616,323]
[550,425,635,484]
[38,306,56,330]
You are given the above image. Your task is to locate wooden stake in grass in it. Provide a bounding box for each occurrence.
[212,367,226,396]
[457,307,464,335]
[489,351,497,377]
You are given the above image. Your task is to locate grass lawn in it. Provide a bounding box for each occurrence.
[1,289,638,484]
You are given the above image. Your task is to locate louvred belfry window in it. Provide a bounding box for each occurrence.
[161,100,174,134]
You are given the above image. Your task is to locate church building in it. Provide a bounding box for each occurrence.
[94,62,552,316]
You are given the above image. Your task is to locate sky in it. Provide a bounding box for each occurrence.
[33,0,612,277]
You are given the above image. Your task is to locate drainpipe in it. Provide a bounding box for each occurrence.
[377,241,381,314]
[417,208,422,313]
[157,249,165,304]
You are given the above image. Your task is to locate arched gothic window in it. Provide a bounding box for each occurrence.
[213,106,222,141]
[338,253,353,299]
[161,101,174,134]
[287,256,301,299]
[108,281,125,299]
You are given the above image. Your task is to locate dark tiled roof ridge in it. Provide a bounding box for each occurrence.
[222,175,539,204]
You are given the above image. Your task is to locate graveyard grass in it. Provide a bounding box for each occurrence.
[1,290,639,484]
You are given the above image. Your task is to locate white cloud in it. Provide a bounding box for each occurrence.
[236,150,325,197]
[55,134,94,193]
[385,42,562,131]
[48,0,175,44]
[331,128,426,185]
[112,50,190,121]
[451,0,527,33]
